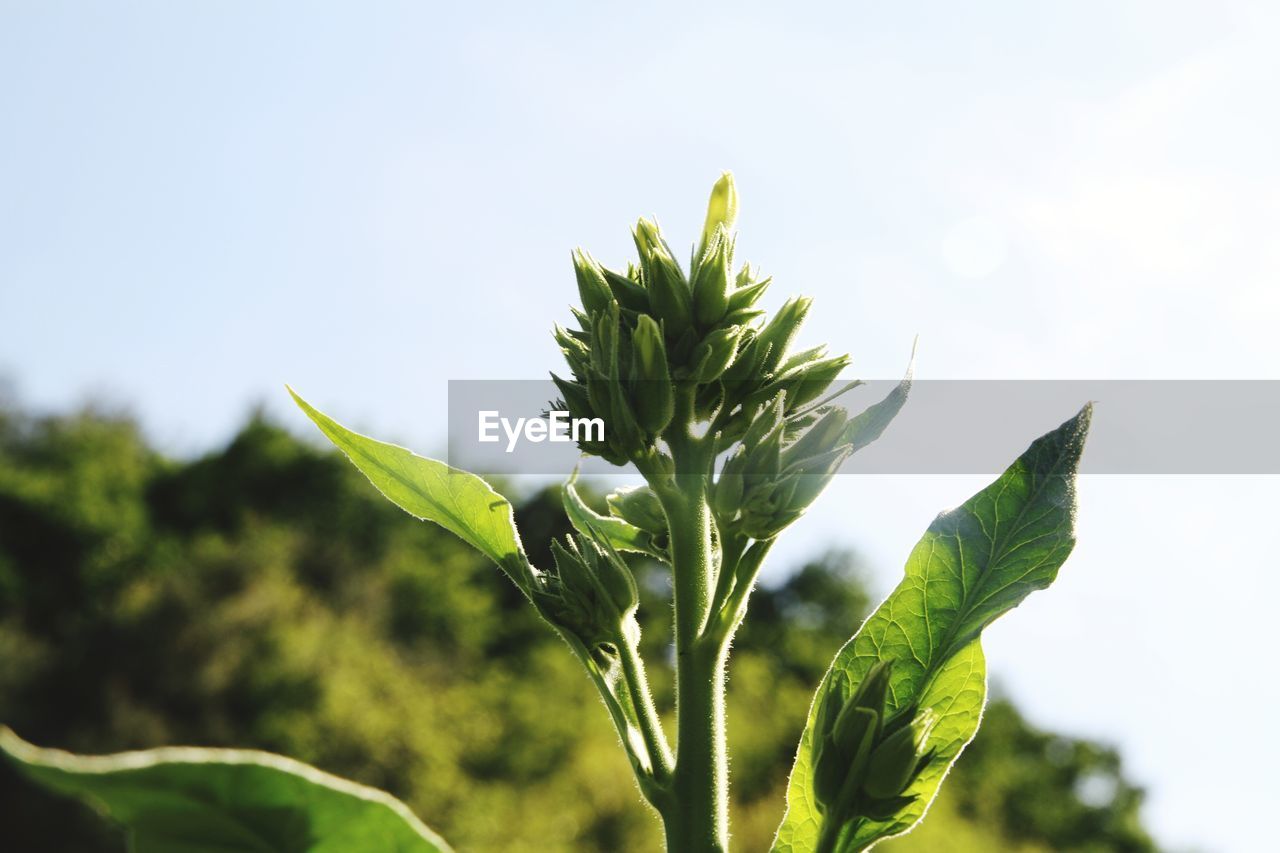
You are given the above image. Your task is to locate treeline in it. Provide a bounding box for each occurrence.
[0,402,1154,851]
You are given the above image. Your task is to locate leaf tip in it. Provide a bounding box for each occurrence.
[1066,402,1094,454]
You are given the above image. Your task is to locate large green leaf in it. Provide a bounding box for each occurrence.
[288,387,532,589]
[1,727,452,853]
[773,405,1091,852]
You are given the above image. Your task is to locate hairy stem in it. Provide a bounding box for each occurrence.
[650,392,728,853]
[663,483,727,852]
[619,633,674,783]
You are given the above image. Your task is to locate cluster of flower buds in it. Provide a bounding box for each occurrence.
[717,296,852,443]
[714,396,854,539]
[811,661,938,834]
[532,533,639,666]
[551,173,851,466]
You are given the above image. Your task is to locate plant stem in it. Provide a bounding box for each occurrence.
[663,482,728,853]
[619,633,674,782]
[651,393,729,853]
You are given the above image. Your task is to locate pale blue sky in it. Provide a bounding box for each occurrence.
[3,2,1279,850]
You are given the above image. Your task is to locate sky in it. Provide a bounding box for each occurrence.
[3,2,1279,850]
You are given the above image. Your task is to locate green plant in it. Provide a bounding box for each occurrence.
[1,175,1091,852]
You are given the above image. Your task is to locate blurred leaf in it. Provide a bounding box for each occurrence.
[774,406,1091,852]
[842,346,914,454]
[288,388,531,588]
[0,727,452,852]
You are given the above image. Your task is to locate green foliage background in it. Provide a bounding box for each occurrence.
[0,401,1154,852]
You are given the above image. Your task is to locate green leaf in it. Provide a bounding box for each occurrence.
[1,727,452,853]
[773,405,1091,852]
[288,387,532,589]
[563,469,666,561]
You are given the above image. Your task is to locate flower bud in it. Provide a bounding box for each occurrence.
[573,249,613,315]
[546,535,638,640]
[589,540,639,617]
[831,704,879,761]
[754,297,812,376]
[743,394,787,451]
[814,708,877,816]
[781,354,852,412]
[777,345,828,374]
[553,325,592,376]
[846,660,893,723]
[630,315,675,434]
[586,372,612,423]
[543,541,603,639]
[569,306,592,333]
[863,708,938,799]
[694,379,725,422]
[690,326,741,383]
[634,219,692,336]
[713,446,747,520]
[813,733,843,810]
[551,373,595,421]
[745,427,784,481]
[720,331,764,398]
[720,306,766,329]
[726,268,771,312]
[607,383,644,456]
[551,374,617,461]
[607,486,667,536]
[692,226,732,326]
[590,305,622,378]
[783,445,851,514]
[782,407,849,468]
[699,171,738,258]
[601,266,650,313]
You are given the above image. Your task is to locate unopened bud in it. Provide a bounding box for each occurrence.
[743,394,787,451]
[713,446,747,519]
[551,373,595,423]
[847,660,893,722]
[590,541,639,617]
[692,225,732,326]
[547,536,639,635]
[590,305,622,379]
[815,708,878,816]
[699,171,738,258]
[777,344,828,374]
[691,326,741,383]
[601,267,650,313]
[832,704,879,758]
[553,324,592,375]
[573,249,613,316]
[782,407,849,468]
[630,315,675,434]
[863,708,938,799]
[783,445,852,513]
[607,486,667,536]
[607,382,643,455]
[754,297,812,376]
[812,733,844,811]
[726,268,771,312]
[634,219,692,335]
[782,354,852,412]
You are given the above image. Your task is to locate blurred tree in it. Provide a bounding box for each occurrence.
[0,403,1155,852]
